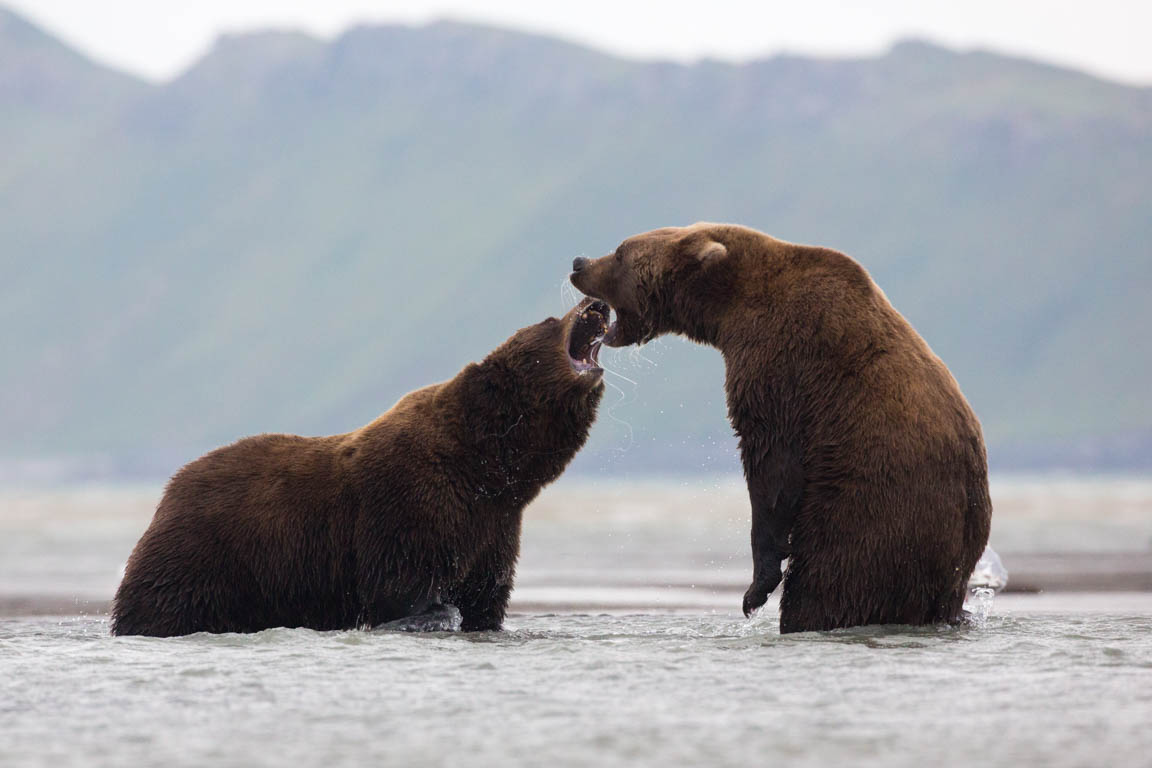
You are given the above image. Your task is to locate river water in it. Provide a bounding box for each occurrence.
[1,476,1151,766]
[4,475,1152,603]
[2,605,1151,768]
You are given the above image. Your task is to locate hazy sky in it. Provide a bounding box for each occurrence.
[11,0,1152,85]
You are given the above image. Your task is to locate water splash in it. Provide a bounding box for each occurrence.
[558,275,583,310]
[628,342,659,369]
[965,587,996,626]
[596,372,636,452]
[736,603,780,637]
[964,545,1007,626]
[378,605,462,633]
[968,545,1009,593]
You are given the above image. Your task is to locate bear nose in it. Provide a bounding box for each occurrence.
[572,257,590,273]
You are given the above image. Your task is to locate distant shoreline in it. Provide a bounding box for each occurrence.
[4,552,1149,618]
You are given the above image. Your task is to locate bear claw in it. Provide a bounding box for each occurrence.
[742,569,782,617]
[743,584,768,617]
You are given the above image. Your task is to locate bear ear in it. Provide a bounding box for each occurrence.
[693,240,728,264]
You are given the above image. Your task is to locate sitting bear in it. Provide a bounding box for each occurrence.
[571,223,991,633]
[111,299,609,636]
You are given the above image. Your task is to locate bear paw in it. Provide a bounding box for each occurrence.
[742,569,782,617]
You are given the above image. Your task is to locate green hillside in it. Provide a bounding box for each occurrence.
[2,8,1151,477]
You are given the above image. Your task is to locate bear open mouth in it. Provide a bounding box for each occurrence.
[568,300,609,375]
[602,307,621,346]
[601,305,643,347]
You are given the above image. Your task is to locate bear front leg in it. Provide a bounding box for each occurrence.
[360,582,440,628]
[454,564,514,631]
[741,455,803,617]
[743,513,788,617]
[355,546,443,629]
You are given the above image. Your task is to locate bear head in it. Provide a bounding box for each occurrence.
[569,223,738,347]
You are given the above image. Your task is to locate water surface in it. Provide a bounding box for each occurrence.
[2,477,1151,765]
[2,607,1150,768]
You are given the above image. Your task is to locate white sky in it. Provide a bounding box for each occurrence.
[10,0,1152,85]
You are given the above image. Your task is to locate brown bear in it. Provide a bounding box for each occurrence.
[571,223,991,633]
[111,299,609,637]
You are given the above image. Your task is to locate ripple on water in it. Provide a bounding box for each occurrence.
[1,610,1150,768]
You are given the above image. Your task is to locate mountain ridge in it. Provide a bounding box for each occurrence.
[2,6,1150,477]
[9,4,1152,92]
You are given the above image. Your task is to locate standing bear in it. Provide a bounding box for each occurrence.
[112,299,610,637]
[571,223,991,633]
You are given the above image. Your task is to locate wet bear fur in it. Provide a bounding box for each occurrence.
[112,302,606,637]
[571,223,991,633]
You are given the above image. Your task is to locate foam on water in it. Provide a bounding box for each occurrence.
[2,606,1150,768]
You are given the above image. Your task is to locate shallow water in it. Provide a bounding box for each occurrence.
[3,478,1151,765]
[5,475,1152,601]
[3,609,1150,768]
